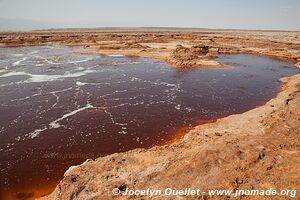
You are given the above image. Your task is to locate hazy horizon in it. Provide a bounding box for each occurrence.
[0,0,300,31]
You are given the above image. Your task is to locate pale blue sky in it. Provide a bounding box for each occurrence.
[0,0,299,31]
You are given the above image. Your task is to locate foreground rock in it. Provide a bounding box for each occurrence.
[40,75,300,200]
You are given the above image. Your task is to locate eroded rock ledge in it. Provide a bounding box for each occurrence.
[166,45,224,68]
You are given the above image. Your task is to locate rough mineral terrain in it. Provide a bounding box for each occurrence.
[0,29,300,199]
[1,29,300,68]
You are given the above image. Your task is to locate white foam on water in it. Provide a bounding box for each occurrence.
[76,81,88,86]
[76,81,105,87]
[67,58,93,64]
[0,69,96,83]
[130,77,141,82]
[49,104,94,129]
[50,87,73,94]
[75,67,85,71]
[28,127,48,139]
[10,96,31,102]
[160,82,177,87]
[45,59,61,65]
[115,122,128,126]
[12,57,27,66]
[0,71,28,77]
[29,50,38,55]
[0,127,5,134]
[118,130,127,134]
[175,104,181,110]
[11,54,24,57]
[24,104,94,139]
[108,54,124,57]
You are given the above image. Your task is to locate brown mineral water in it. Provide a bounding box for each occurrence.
[0,46,299,199]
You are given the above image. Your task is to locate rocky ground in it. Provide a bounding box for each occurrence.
[0,29,300,199]
[1,29,300,68]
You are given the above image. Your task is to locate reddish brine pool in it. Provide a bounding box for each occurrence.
[0,46,299,199]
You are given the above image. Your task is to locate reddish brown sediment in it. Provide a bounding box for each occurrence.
[163,126,194,146]
[163,119,216,146]
[0,29,300,200]
[0,182,59,200]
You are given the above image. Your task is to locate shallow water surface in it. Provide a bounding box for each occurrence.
[0,46,299,199]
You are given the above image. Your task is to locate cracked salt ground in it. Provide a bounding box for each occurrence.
[0,46,299,196]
